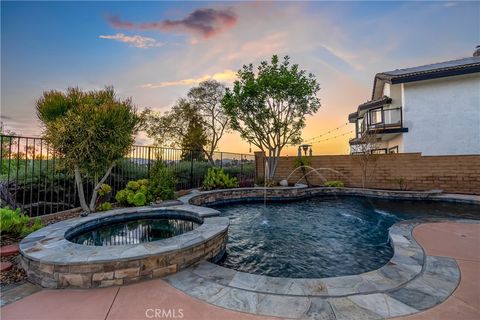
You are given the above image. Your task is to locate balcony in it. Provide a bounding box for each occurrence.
[350,107,408,144]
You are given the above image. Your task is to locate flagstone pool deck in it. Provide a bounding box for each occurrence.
[1,220,478,320]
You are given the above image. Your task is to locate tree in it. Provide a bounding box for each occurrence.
[144,99,207,160]
[180,106,208,161]
[145,80,228,165]
[36,87,142,214]
[351,129,382,188]
[222,55,320,180]
[187,80,230,164]
[1,122,15,158]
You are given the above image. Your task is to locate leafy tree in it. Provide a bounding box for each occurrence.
[187,80,230,164]
[145,99,207,161]
[145,80,228,164]
[36,86,142,214]
[180,106,208,161]
[222,55,320,180]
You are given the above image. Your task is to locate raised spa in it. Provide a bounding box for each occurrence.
[20,207,229,288]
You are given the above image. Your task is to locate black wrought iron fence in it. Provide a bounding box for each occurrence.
[0,135,255,217]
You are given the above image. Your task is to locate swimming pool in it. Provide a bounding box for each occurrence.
[212,196,480,278]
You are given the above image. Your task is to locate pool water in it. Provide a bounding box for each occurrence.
[212,196,480,278]
[69,218,200,246]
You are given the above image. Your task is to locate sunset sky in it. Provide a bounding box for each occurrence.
[1,1,478,155]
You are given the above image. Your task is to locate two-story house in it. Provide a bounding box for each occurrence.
[349,47,480,155]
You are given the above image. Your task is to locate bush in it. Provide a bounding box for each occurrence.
[324,180,345,188]
[203,168,239,190]
[97,202,112,211]
[0,207,43,237]
[126,180,140,191]
[115,179,153,207]
[98,184,112,197]
[173,161,211,188]
[132,192,147,206]
[149,161,176,201]
[293,156,311,168]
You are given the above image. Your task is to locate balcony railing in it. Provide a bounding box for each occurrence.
[355,107,404,139]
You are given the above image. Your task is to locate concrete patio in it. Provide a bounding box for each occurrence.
[1,221,479,320]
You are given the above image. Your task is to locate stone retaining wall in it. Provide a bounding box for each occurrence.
[255,152,480,195]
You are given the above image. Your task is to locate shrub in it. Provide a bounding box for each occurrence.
[97,202,112,211]
[98,184,112,197]
[132,192,147,206]
[149,161,176,201]
[126,180,140,191]
[115,189,128,203]
[392,177,408,191]
[0,207,43,237]
[293,156,311,168]
[324,180,345,188]
[203,168,239,190]
[115,179,153,207]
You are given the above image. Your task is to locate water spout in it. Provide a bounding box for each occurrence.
[282,166,350,186]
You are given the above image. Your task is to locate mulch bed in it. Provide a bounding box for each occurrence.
[0,209,82,287]
[1,255,27,287]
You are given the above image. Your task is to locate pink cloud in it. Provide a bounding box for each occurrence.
[107,8,237,39]
[99,33,162,48]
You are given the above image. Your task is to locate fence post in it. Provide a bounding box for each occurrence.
[220,152,223,169]
[190,151,194,188]
[240,155,244,182]
[147,147,152,179]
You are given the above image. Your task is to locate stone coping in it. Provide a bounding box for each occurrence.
[20,205,228,265]
[165,219,467,319]
[180,186,480,205]
[168,188,479,318]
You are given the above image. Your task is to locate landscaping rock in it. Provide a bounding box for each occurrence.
[0,262,13,272]
[0,244,20,257]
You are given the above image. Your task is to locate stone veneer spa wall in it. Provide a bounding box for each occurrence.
[19,206,229,288]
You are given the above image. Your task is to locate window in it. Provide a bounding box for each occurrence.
[369,108,383,125]
[389,146,399,154]
[371,148,388,154]
[356,117,365,137]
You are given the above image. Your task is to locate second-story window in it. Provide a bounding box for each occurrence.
[356,117,364,137]
[369,108,383,125]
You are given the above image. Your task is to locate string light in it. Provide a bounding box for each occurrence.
[302,122,350,142]
[309,130,354,144]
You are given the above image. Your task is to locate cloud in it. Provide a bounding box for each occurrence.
[107,8,237,39]
[442,2,458,8]
[141,70,236,88]
[99,33,162,48]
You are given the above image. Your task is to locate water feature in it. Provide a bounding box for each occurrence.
[280,166,350,187]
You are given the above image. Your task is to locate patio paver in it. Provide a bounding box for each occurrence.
[1,221,479,320]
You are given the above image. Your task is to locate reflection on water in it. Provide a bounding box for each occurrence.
[212,196,480,278]
[70,218,199,246]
